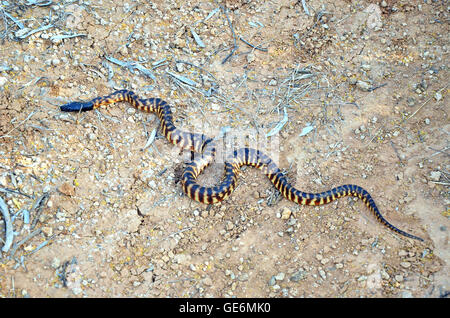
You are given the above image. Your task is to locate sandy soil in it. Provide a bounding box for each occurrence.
[0,0,448,298]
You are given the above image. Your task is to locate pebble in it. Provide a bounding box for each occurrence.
[406,97,416,107]
[0,76,7,87]
[280,207,291,220]
[51,257,61,269]
[268,276,276,286]
[318,269,326,280]
[434,92,442,101]
[175,63,185,72]
[247,52,256,63]
[400,261,411,269]
[290,269,307,282]
[225,221,234,231]
[268,79,277,86]
[59,182,75,196]
[72,287,82,295]
[401,291,413,298]
[395,274,404,282]
[356,80,371,91]
[14,27,31,38]
[274,272,285,281]
[398,250,408,257]
[41,226,53,237]
[429,171,441,181]
[360,63,371,71]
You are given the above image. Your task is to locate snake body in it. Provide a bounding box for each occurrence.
[60,89,423,241]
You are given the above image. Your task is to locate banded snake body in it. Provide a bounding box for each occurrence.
[60,89,424,241]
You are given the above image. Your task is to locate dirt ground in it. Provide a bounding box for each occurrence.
[0,0,448,298]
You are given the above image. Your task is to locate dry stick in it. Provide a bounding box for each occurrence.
[405,84,448,122]
[9,229,42,258]
[0,196,13,253]
[0,110,38,139]
[30,193,49,230]
[218,4,238,64]
[239,37,268,52]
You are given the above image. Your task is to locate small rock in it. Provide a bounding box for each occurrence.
[401,291,413,298]
[290,269,307,282]
[51,257,61,269]
[395,274,404,282]
[175,63,184,73]
[400,261,411,269]
[434,92,442,101]
[406,97,416,107]
[0,77,7,87]
[59,182,75,196]
[357,275,367,282]
[361,63,371,71]
[42,226,53,237]
[14,27,31,38]
[238,273,249,282]
[398,250,408,257]
[268,79,277,86]
[356,80,371,91]
[429,171,441,181]
[274,272,285,281]
[247,52,255,63]
[364,4,383,30]
[280,207,291,220]
[119,45,129,56]
[268,276,276,286]
[72,287,82,295]
[203,276,212,286]
[173,253,192,264]
[318,269,326,280]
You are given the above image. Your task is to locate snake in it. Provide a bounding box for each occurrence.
[60,89,424,241]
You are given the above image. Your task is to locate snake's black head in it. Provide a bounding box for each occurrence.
[60,101,94,112]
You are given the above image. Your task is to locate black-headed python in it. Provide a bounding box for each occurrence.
[60,89,424,241]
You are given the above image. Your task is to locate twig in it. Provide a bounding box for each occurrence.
[389,141,403,162]
[30,193,49,230]
[166,71,199,87]
[0,187,33,199]
[0,110,38,139]
[429,181,450,186]
[301,0,311,16]
[368,83,387,92]
[9,229,42,258]
[0,196,13,253]
[239,37,268,52]
[104,55,156,80]
[26,235,54,256]
[174,60,218,82]
[428,146,450,158]
[405,84,448,122]
[218,3,238,64]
